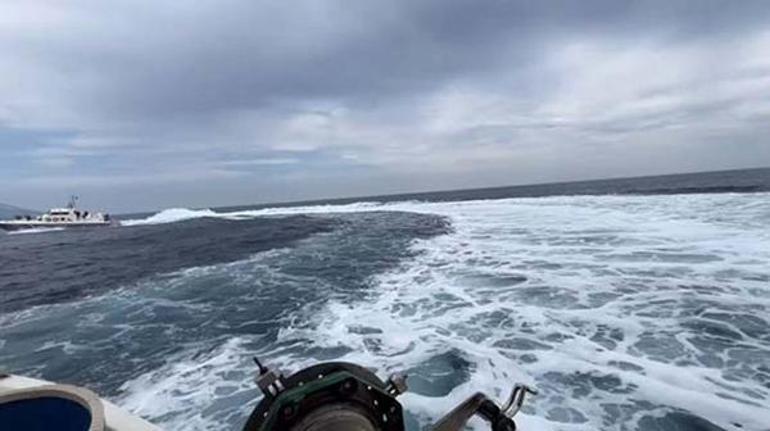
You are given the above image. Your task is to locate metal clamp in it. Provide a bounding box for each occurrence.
[431,382,537,431]
[501,384,537,419]
[253,357,285,398]
[385,373,408,396]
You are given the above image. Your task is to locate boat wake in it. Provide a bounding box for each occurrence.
[1,192,768,431]
[112,193,770,430]
[7,227,66,235]
[120,202,394,226]
[120,208,219,226]
[278,194,770,430]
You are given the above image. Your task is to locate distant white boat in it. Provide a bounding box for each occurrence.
[0,196,117,232]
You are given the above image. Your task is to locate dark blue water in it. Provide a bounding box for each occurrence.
[1,168,769,431]
[0,216,340,312]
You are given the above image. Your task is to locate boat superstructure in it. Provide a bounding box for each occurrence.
[0,196,116,232]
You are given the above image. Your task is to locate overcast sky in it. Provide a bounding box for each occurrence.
[2,1,769,212]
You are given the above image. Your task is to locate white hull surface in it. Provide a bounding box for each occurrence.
[0,374,159,431]
[0,220,116,231]
[0,220,117,232]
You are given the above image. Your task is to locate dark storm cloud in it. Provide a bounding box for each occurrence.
[14,0,768,118]
[1,0,770,211]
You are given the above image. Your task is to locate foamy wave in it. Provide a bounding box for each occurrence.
[121,208,218,226]
[121,201,391,226]
[117,337,255,431]
[7,227,65,235]
[278,193,770,430]
[120,191,770,229]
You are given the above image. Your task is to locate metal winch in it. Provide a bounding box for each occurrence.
[243,358,535,431]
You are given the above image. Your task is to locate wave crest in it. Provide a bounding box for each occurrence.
[120,202,396,226]
[122,208,218,226]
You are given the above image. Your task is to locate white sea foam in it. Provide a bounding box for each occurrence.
[6,227,65,235]
[120,202,390,226]
[113,192,770,430]
[121,208,219,226]
[118,337,257,431]
[272,193,770,430]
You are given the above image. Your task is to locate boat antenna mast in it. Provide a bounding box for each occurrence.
[68,195,79,209]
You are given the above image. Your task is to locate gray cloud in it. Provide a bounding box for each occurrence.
[1,0,770,212]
